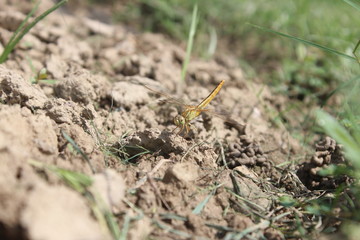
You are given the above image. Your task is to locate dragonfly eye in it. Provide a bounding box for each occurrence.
[174,115,185,126]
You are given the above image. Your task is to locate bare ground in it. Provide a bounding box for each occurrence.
[0,1,348,240]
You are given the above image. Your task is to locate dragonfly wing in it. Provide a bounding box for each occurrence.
[129,78,192,108]
[200,108,246,135]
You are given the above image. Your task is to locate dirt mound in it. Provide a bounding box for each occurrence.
[0,1,333,239]
[297,137,350,190]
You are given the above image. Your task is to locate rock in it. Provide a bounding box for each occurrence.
[0,66,48,109]
[21,184,110,240]
[163,162,199,184]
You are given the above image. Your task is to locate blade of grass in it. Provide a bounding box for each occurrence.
[119,213,131,240]
[316,110,360,169]
[153,220,192,238]
[6,1,40,51]
[62,130,95,173]
[342,104,360,144]
[343,0,360,11]
[230,172,241,196]
[180,4,198,83]
[352,39,360,63]
[159,213,188,221]
[0,0,68,63]
[205,223,237,232]
[192,183,223,215]
[123,145,151,163]
[206,26,217,58]
[226,188,267,214]
[53,168,93,193]
[93,193,122,240]
[248,23,357,62]
[28,159,93,193]
[323,75,360,107]
[230,220,270,240]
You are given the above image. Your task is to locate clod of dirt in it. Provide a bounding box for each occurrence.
[0,104,58,161]
[56,36,94,66]
[127,216,153,240]
[225,214,253,230]
[0,66,48,109]
[90,169,125,209]
[264,227,284,240]
[223,135,268,168]
[188,60,232,85]
[82,18,116,37]
[134,33,183,89]
[54,69,110,105]
[44,98,96,125]
[127,129,219,169]
[45,54,79,80]
[163,162,199,186]
[118,54,155,77]
[230,166,272,210]
[185,213,209,236]
[0,105,67,239]
[297,137,349,190]
[0,11,26,31]
[110,80,151,109]
[21,183,111,240]
[127,129,188,158]
[57,123,104,174]
[99,109,138,137]
[33,23,65,43]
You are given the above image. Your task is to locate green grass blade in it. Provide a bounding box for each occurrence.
[353,40,360,63]
[230,172,241,196]
[249,23,357,61]
[181,4,198,83]
[7,1,40,51]
[323,75,360,106]
[52,168,93,193]
[192,192,213,215]
[159,213,187,221]
[123,149,150,163]
[28,160,93,193]
[316,110,360,169]
[62,130,95,173]
[0,1,39,63]
[119,213,131,240]
[192,184,222,215]
[206,26,217,58]
[232,220,270,240]
[153,220,191,238]
[205,223,236,232]
[0,0,68,63]
[343,0,360,11]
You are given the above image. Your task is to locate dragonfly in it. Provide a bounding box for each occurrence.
[173,80,225,135]
[139,79,226,136]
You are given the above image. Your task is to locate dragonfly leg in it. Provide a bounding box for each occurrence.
[172,126,179,134]
[181,123,191,138]
[172,124,184,135]
[177,125,184,135]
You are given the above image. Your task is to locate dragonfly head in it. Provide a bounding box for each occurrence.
[174,115,186,127]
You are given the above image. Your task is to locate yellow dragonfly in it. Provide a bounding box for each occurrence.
[140,79,226,136]
[173,80,225,135]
